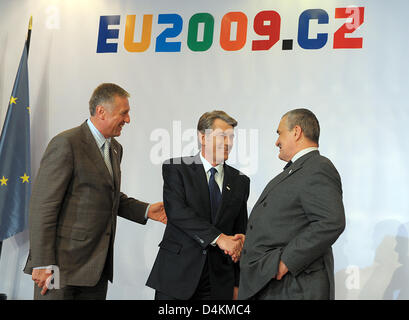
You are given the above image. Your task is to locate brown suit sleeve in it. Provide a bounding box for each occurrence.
[118,192,149,225]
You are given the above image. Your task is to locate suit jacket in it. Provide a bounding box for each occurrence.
[23,121,148,287]
[238,151,345,300]
[146,154,249,299]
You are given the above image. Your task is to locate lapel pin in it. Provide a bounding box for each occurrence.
[289,169,292,174]
[226,186,231,191]
[113,149,117,154]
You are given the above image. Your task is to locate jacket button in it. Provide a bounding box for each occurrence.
[263,202,267,207]
[249,225,253,230]
[202,250,207,255]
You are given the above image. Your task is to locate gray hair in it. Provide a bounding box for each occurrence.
[89,83,130,116]
[283,108,320,144]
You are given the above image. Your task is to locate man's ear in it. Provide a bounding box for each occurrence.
[293,125,303,141]
[95,105,105,120]
[198,131,206,148]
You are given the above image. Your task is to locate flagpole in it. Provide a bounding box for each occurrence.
[26,16,32,57]
[0,241,5,300]
[0,16,32,301]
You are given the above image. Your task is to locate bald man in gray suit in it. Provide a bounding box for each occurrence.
[239,108,345,300]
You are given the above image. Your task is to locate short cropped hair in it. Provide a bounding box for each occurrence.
[283,108,320,144]
[89,83,130,116]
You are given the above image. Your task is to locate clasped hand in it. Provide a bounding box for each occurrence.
[147,202,167,224]
[216,233,245,263]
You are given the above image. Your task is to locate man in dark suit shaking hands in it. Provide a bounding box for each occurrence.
[24,83,167,299]
[147,110,250,300]
[239,108,345,300]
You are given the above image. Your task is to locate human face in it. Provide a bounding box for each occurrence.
[275,116,296,162]
[101,96,130,138]
[201,118,234,165]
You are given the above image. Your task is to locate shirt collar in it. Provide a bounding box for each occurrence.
[199,152,224,175]
[291,147,318,163]
[87,119,111,149]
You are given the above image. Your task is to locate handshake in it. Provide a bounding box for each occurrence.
[216,233,245,263]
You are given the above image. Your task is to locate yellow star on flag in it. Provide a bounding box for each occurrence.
[26,106,30,113]
[20,173,30,183]
[10,96,18,105]
[0,176,8,186]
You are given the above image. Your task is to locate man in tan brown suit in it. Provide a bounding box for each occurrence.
[23,83,167,300]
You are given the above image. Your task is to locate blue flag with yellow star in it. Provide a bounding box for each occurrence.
[0,42,31,241]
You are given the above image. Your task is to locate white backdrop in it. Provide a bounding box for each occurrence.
[0,0,408,300]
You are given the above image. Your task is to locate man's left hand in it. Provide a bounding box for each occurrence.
[276,260,288,280]
[147,202,167,224]
[233,286,239,300]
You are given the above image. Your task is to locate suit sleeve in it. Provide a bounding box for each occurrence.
[233,176,250,286]
[28,135,74,267]
[280,161,346,276]
[162,162,222,248]
[118,192,149,225]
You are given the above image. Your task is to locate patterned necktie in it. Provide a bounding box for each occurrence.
[283,160,293,171]
[103,140,113,178]
[209,167,221,223]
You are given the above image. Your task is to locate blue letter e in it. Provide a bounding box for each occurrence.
[97,15,120,53]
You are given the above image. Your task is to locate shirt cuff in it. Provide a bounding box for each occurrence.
[33,265,56,270]
[144,204,151,220]
[211,234,222,246]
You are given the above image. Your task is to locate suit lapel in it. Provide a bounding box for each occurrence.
[80,122,114,188]
[254,151,319,208]
[189,154,212,220]
[254,170,288,209]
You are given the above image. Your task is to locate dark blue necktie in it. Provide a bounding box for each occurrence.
[209,167,221,223]
[283,160,293,171]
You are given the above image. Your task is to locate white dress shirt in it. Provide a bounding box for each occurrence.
[199,152,224,193]
[291,147,319,163]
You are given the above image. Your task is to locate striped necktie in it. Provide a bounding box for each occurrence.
[102,140,113,178]
[209,167,221,223]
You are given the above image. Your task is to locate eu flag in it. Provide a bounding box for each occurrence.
[0,39,31,241]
